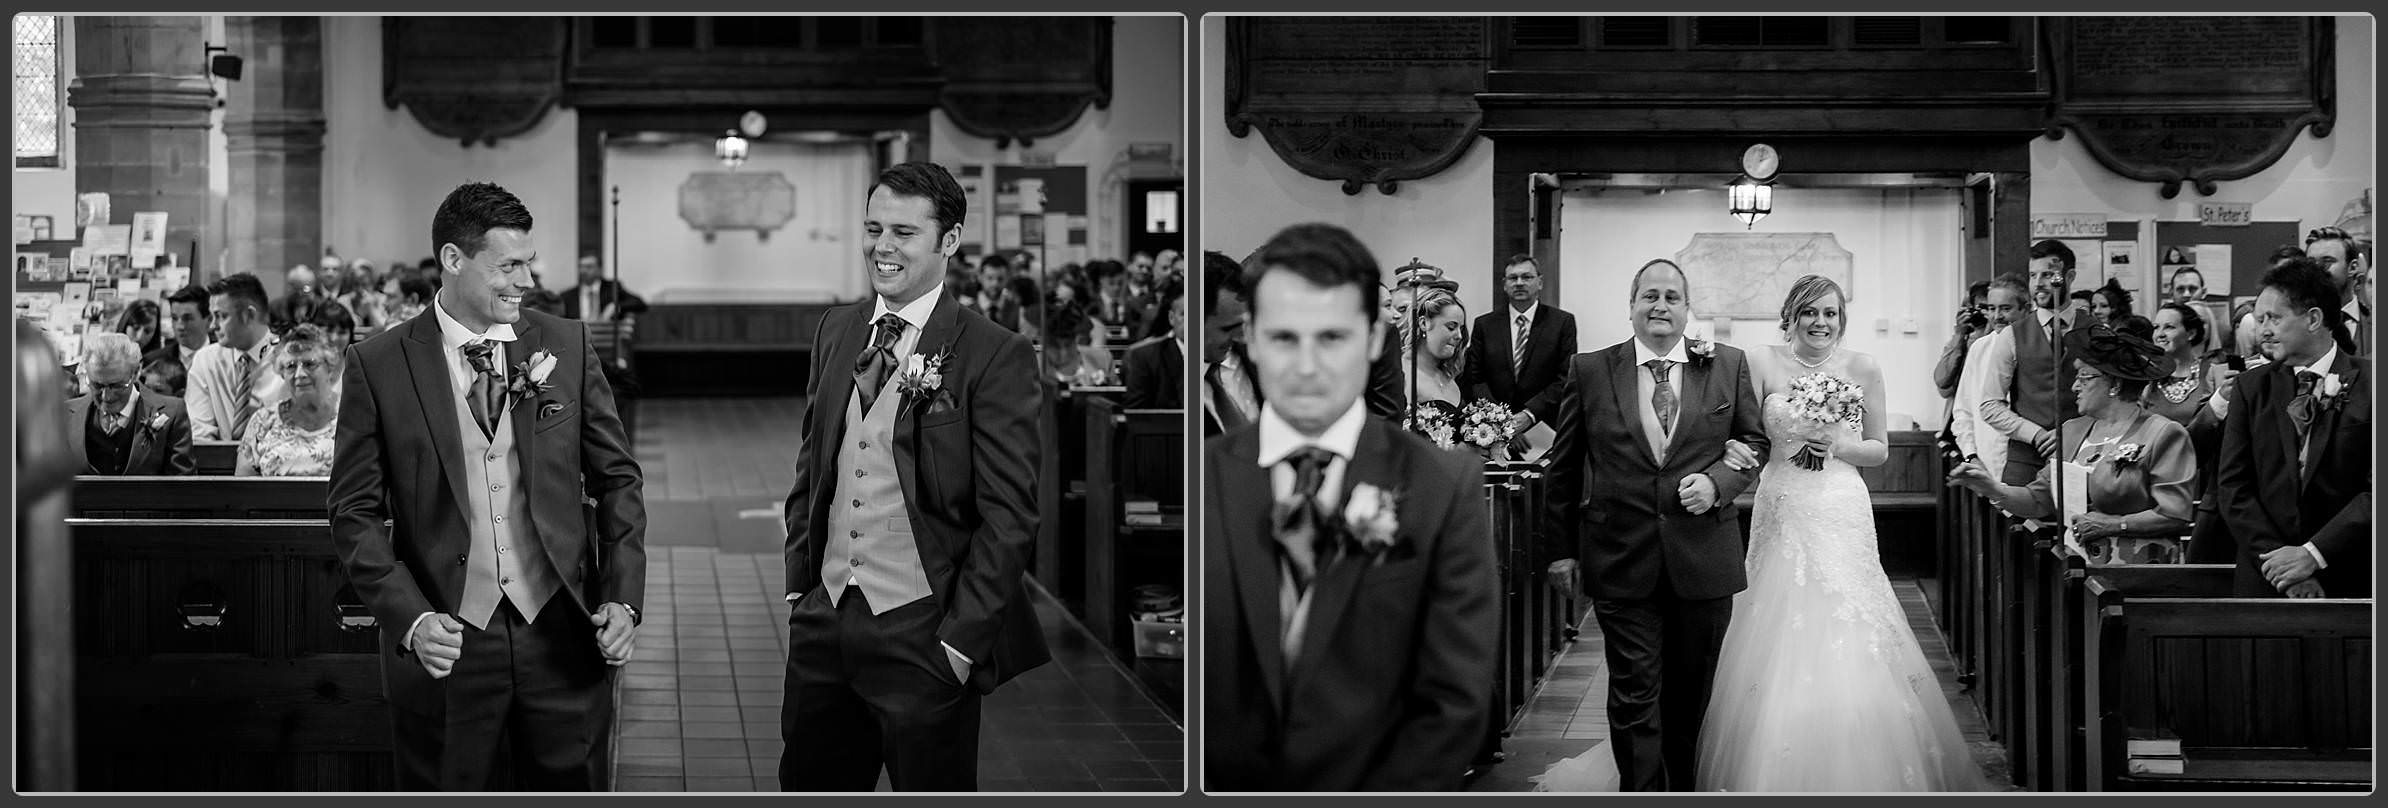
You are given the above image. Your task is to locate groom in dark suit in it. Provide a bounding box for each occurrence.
[1540,258,1768,792]
[2219,258,2372,598]
[1204,223,1497,791]
[778,162,1050,791]
[330,182,647,790]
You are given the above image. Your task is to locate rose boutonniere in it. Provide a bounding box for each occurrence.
[1687,338,1717,365]
[896,351,956,415]
[2110,443,2143,468]
[1341,483,1402,565]
[2317,372,2347,410]
[506,350,559,400]
[146,411,173,433]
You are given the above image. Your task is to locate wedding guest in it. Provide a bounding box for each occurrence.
[2216,258,2370,598]
[2304,226,2369,356]
[1200,251,1261,436]
[1401,286,1468,440]
[1933,281,1992,404]
[236,324,341,477]
[562,254,649,321]
[2145,303,2222,427]
[140,358,186,399]
[343,259,386,329]
[1462,254,1578,437]
[187,273,285,442]
[1122,279,1187,409]
[2089,278,2132,325]
[1980,239,2092,485]
[112,298,165,357]
[309,299,358,347]
[1950,274,2030,479]
[65,332,195,476]
[269,264,321,336]
[1951,318,2196,564]
[1042,302,1110,387]
[388,275,434,324]
[1003,275,1042,339]
[160,283,212,369]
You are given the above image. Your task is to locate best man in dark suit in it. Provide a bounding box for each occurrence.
[1540,259,1768,792]
[67,332,196,476]
[1204,223,1496,791]
[2218,258,2372,598]
[1200,250,1264,437]
[778,162,1050,791]
[330,182,647,790]
[1461,254,1579,432]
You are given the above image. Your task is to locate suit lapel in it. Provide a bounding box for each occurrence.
[401,313,475,515]
[2300,354,2362,491]
[1661,351,1714,463]
[1608,346,1659,467]
[505,318,542,475]
[892,293,963,532]
[1287,418,1396,693]
[66,397,90,472]
[122,395,156,473]
[1218,431,1286,711]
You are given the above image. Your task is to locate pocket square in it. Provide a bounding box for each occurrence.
[539,400,566,419]
[926,394,959,416]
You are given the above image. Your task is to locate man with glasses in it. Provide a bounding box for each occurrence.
[2304,226,2370,355]
[65,332,195,475]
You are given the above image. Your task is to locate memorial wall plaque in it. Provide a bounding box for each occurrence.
[1226,17,1489,195]
[2045,17,2334,198]
[935,17,1113,150]
[383,17,568,147]
[679,172,797,241]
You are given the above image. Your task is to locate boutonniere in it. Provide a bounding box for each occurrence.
[146,411,173,433]
[505,350,559,400]
[1687,339,1717,365]
[2317,372,2347,409]
[2110,443,2144,468]
[896,351,956,414]
[1341,483,1402,564]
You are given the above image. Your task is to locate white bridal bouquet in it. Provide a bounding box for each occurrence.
[1784,372,1865,471]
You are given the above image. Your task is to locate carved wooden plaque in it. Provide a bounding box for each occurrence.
[2046,17,2335,198]
[1226,17,1488,195]
[1672,233,1854,319]
[935,17,1112,150]
[382,17,567,147]
[678,172,797,240]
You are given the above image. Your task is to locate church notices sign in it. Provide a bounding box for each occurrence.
[383,17,568,147]
[1225,17,1488,195]
[2046,17,2334,199]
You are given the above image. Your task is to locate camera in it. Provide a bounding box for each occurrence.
[1957,306,1988,331]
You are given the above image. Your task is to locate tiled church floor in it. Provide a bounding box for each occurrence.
[1465,577,2017,792]
[615,398,1184,792]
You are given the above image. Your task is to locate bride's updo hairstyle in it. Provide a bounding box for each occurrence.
[1778,274,1849,343]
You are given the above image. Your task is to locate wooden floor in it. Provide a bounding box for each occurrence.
[1466,576,2019,792]
[618,397,1183,792]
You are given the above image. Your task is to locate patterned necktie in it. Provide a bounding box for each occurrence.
[461,340,502,439]
[853,314,906,413]
[1647,358,1678,438]
[1513,313,1530,379]
[1272,446,1338,594]
[102,412,125,436]
[2288,369,2322,435]
[233,352,260,439]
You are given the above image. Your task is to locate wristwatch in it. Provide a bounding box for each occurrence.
[617,602,641,626]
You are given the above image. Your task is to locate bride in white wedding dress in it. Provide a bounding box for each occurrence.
[1537,276,1988,792]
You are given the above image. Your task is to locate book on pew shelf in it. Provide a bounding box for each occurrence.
[2126,727,2182,758]
[2126,755,2185,775]
[1125,500,1160,514]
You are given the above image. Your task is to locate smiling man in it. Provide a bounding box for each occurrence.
[778,161,1050,792]
[330,181,647,790]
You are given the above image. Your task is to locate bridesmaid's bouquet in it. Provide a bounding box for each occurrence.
[1460,400,1519,457]
[1785,372,1866,471]
[1406,404,1457,449]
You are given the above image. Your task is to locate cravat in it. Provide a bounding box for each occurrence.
[462,340,502,439]
[101,412,125,436]
[853,314,906,413]
[1647,358,1678,438]
[2288,369,2321,435]
[1272,446,1338,594]
[1513,313,1530,379]
[233,352,261,440]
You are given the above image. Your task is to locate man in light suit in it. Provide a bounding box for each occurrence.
[778,162,1050,792]
[330,182,647,790]
[1461,254,1579,435]
[1204,223,1497,791]
[1540,258,1768,792]
[66,332,195,476]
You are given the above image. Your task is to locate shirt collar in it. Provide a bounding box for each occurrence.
[110,394,139,421]
[1633,337,1690,366]
[1509,301,1539,325]
[1256,397,1366,469]
[432,291,519,353]
[871,283,945,333]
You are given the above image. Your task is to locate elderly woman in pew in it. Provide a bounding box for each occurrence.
[1950,318,2197,564]
[65,332,196,476]
[235,323,341,477]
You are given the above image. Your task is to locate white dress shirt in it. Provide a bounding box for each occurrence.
[1950,328,2009,477]
[1977,307,2070,446]
[184,336,285,442]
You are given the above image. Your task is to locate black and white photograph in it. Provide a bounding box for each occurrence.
[1199,14,2372,793]
[14,13,1185,793]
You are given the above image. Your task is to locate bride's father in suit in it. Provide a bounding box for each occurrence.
[1204,223,1497,791]
[330,182,648,790]
[1539,258,1768,792]
[778,161,1050,791]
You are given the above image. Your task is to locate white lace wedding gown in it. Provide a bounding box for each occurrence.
[1535,392,1987,792]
